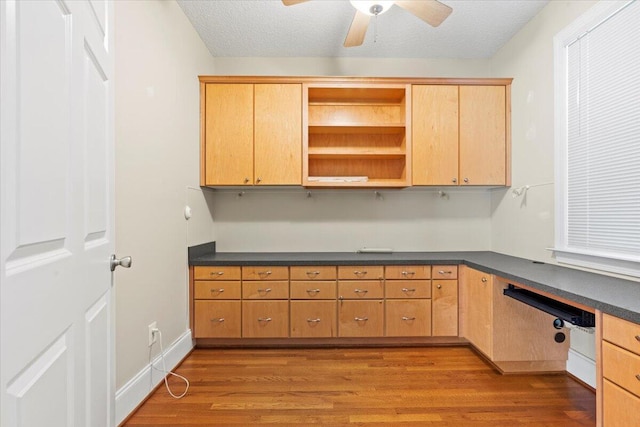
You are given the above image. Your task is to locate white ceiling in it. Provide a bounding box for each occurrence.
[177,0,549,59]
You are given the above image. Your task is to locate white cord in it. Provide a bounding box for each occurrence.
[149,329,189,399]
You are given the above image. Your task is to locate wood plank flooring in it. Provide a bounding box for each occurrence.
[122,346,595,426]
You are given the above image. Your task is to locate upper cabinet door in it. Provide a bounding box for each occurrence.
[412,85,459,186]
[203,84,254,185]
[254,84,302,185]
[459,85,507,186]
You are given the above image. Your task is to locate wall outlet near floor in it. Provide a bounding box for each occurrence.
[148,321,157,347]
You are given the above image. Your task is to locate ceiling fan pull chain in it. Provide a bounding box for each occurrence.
[374,14,378,43]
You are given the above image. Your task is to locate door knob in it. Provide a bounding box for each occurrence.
[110,254,132,271]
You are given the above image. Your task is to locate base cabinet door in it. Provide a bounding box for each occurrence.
[194,301,241,338]
[432,280,458,336]
[461,267,493,357]
[242,301,289,338]
[603,380,640,427]
[385,299,431,337]
[290,301,337,338]
[338,300,383,337]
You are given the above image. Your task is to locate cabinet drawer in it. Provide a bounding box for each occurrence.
[290,281,336,299]
[194,280,241,300]
[603,379,640,427]
[242,301,289,338]
[385,299,432,337]
[290,301,337,338]
[338,300,383,337]
[193,301,241,338]
[338,280,384,299]
[338,266,384,280]
[603,341,640,398]
[603,313,640,355]
[432,265,458,280]
[290,266,337,281]
[242,281,289,299]
[242,266,289,281]
[385,280,431,299]
[194,266,241,280]
[385,265,431,280]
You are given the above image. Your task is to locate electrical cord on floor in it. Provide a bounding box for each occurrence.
[149,329,189,399]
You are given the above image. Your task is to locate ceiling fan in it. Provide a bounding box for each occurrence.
[282,0,453,47]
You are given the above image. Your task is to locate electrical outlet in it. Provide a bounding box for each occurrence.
[148,321,157,347]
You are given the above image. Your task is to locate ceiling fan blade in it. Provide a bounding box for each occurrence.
[282,0,310,6]
[344,10,370,47]
[395,0,453,27]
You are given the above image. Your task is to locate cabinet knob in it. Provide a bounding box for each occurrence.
[636,374,640,382]
[244,178,250,184]
[464,178,469,183]
[481,277,487,283]
[256,177,262,184]
[452,178,457,183]
[635,335,640,342]
[437,284,442,289]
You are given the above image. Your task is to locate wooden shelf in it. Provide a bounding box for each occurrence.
[308,124,406,133]
[308,87,407,104]
[308,147,405,160]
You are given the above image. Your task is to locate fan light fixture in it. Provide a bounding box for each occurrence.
[349,1,395,16]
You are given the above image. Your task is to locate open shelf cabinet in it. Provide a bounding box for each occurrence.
[303,83,411,187]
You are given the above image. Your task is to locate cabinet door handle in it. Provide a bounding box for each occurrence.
[635,335,640,342]
[402,316,416,321]
[481,277,488,283]
[306,288,321,295]
[401,288,416,293]
[257,270,272,278]
[257,288,272,294]
[306,318,321,323]
[354,288,368,295]
[452,178,457,183]
[256,177,262,184]
[464,178,469,183]
[436,284,442,289]
[257,317,272,323]
[210,288,225,293]
[210,317,225,323]
[306,270,320,278]
[401,271,415,277]
[438,270,452,275]
[354,270,367,278]
[244,177,250,184]
[354,317,368,322]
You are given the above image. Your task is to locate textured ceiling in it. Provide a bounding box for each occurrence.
[177,0,549,59]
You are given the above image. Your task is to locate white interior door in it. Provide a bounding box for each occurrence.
[1,0,115,426]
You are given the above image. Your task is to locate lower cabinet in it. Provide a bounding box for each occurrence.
[385,299,431,337]
[600,313,640,427]
[242,301,289,338]
[290,300,337,338]
[194,300,241,338]
[460,265,570,373]
[338,300,384,337]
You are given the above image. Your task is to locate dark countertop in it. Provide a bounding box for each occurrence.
[189,242,640,324]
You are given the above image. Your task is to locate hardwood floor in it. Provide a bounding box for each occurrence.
[122,346,595,426]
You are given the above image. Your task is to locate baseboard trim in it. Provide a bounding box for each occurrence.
[115,330,194,425]
[566,348,596,389]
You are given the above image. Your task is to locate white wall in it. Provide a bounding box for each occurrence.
[114,0,215,396]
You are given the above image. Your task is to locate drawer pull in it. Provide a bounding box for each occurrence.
[306,318,321,323]
[306,271,320,278]
[306,288,321,295]
[438,270,452,275]
[210,288,225,293]
[402,316,416,321]
[257,317,272,323]
[354,270,367,278]
[401,287,416,293]
[354,289,369,294]
[210,317,225,323]
[210,271,224,276]
[257,270,272,278]
[257,288,272,294]
[401,271,415,277]
[354,317,369,322]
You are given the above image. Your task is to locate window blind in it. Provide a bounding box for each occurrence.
[561,1,640,267]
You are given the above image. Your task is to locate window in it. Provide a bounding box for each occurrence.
[554,0,640,277]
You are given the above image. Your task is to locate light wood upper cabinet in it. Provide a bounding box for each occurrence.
[459,85,508,185]
[412,85,459,186]
[203,84,254,185]
[201,82,302,186]
[412,84,510,186]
